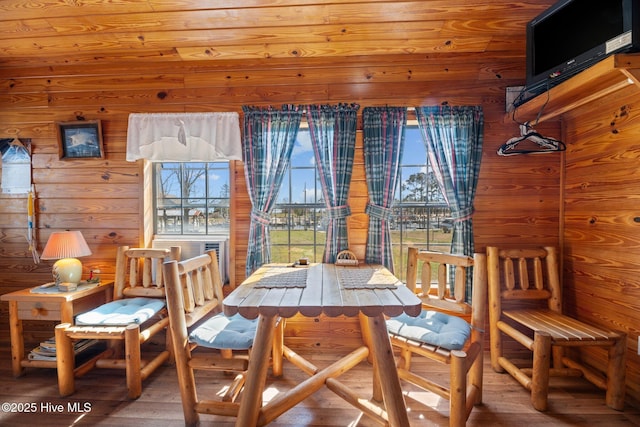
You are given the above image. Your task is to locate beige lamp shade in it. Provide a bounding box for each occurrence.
[41,231,92,287]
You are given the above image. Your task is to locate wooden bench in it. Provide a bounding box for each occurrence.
[56,246,180,399]
[487,246,626,411]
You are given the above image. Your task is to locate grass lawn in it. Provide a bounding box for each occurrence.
[269,228,453,281]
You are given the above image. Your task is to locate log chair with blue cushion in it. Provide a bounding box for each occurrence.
[386,248,487,427]
[55,246,180,399]
[163,251,283,427]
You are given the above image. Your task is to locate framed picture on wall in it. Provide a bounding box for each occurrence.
[56,120,104,159]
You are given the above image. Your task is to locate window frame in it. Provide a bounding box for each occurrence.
[152,161,231,236]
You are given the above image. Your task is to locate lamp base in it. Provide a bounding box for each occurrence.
[52,257,83,286]
[58,282,78,292]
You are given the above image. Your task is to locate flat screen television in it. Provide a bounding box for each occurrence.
[518,0,640,105]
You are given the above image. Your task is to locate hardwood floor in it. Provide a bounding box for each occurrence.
[0,345,638,427]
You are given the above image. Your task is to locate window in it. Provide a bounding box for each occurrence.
[153,162,230,236]
[392,125,452,281]
[270,129,327,263]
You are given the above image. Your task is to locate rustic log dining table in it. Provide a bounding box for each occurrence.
[223,262,422,427]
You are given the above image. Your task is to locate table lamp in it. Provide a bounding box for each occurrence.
[41,230,92,291]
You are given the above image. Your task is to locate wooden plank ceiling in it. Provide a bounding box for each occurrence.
[0,0,555,75]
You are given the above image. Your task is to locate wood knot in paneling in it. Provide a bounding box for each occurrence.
[610,105,631,134]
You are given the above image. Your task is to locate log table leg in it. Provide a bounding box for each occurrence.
[366,313,410,427]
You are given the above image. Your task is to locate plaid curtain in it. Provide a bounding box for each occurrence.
[362,107,407,272]
[242,105,302,276]
[415,106,484,298]
[305,104,359,263]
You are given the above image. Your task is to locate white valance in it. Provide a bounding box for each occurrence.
[126,112,242,162]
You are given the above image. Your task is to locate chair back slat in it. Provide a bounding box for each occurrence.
[406,248,419,293]
[436,262,445,299]
[504,257,515,291]
[518,257,529,290]
[202,257,216,301]
[116,246,181,299]
[183,271,196,312]
[143,256,153,287]
[534,257,544,290]
[129,257,139,288]
[193,265,205,307]
[156,257,167,287]
[454,264,466,303]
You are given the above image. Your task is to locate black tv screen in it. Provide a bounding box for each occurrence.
[522,0,640,104]
[532,1,623,76]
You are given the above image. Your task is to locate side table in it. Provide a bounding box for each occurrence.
[1,281,114,377]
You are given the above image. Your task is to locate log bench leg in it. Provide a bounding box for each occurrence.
[606,334,627,411]
[531,331,551,412]
[125,324,142,399]
[55,323,76,396]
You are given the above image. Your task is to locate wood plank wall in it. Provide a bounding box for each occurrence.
[0,55,566,383]
[560,84,640,403]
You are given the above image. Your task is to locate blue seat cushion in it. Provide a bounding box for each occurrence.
[189,313,257,350]
[75,297,166,326]
[386,309,471,351]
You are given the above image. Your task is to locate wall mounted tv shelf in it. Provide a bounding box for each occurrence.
[509,53,640,124]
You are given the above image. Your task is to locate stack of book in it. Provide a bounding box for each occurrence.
[28,337,101,361]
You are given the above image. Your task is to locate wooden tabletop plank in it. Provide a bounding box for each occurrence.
[222,280,255,316]
[277,287,305,318]
[258,288,287,317]
[392,285,424,317]
[322,264,344,317]
[341,264,416,318]
[352,288,384,317]
[336,280,361,318]
[296,264,324,317]
[372,288,404,317]
[237,287,269,319]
